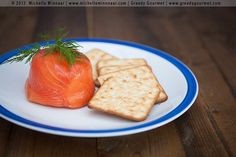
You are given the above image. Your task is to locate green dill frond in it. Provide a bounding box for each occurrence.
[4,43,41,64]
[3,28,82,65]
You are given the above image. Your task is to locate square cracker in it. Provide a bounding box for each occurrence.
[98,65,140,76]
[88,75,160,121]
[97,65,168,104]
[96,58,147,70]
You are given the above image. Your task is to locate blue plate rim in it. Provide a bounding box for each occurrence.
[0,38,198,135]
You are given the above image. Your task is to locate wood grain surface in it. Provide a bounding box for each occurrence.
[0,8,236,157]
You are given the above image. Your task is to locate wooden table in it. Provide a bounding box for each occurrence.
[0,8,236,157]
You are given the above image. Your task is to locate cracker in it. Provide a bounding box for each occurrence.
[88,76,160,121]
[98,65,140,76]
[96,58,147,70]
[97,65,168,103]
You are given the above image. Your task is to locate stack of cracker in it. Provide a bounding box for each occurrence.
[86,49,168,121]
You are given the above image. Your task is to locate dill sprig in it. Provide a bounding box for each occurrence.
[4,43,41,64]
[4,28,82,65]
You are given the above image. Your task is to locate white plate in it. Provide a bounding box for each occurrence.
[0,38,198,137]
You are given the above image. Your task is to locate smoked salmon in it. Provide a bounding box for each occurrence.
[25,49,95,108]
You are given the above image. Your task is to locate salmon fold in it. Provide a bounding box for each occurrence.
[26,49,95,108]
